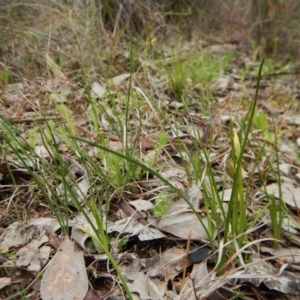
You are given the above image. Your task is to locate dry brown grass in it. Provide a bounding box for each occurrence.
[0,0,299,85]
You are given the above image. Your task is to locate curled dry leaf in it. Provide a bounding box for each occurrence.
[107,218,166,241]
[125,248,188,298]
[239,255,300,296]
[129,274,165,300]
[72,212,104,253]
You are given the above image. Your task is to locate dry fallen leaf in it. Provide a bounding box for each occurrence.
[260,246,300,264]
[83,287,101,300]
[125,248,188,299]
[91,82,106,99]
[40,236,88,300]
[239,255,300,296]
[180,262,209,299]
[157,186,215,240]
[117,198,148,225]
[145,248,188,279]
[0,277,11,290]
[107,217,166,241]
[265,182,300,209]
[0,218,60,249]
[109,73,130,86]
[16,235,51,271]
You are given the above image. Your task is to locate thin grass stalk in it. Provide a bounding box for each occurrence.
[123,47,136,179]
[220,58,265,271]
[230,126,247,247]
[252,121,288,248]
[0,117,68,228]
[71,136,213,239]
[270,116,283,247]
[83,228,133,299]
[40,128,131,295]
[166,95,226,245]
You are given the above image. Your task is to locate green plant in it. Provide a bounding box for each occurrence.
[216,59,266,270]
[252,112,273,140]
[253,112,267,132]
[0,67,11,84]
[254,58,280,75]
[152,193,171,217]
[27,129,37,149]
[250,39,265,61]
[165,50,233,99]
[104,151,142,191]
[265,118,286,248]
[0,116,133,298]
[238,63,251,81]
[7,251,17,260]
[57,104,76,136]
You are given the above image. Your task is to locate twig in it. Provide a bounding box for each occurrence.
[2,116,63,124]
[43,225,62,249]
[189,274,199,300]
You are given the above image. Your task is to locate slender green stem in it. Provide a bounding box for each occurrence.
[220,58,265,271]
